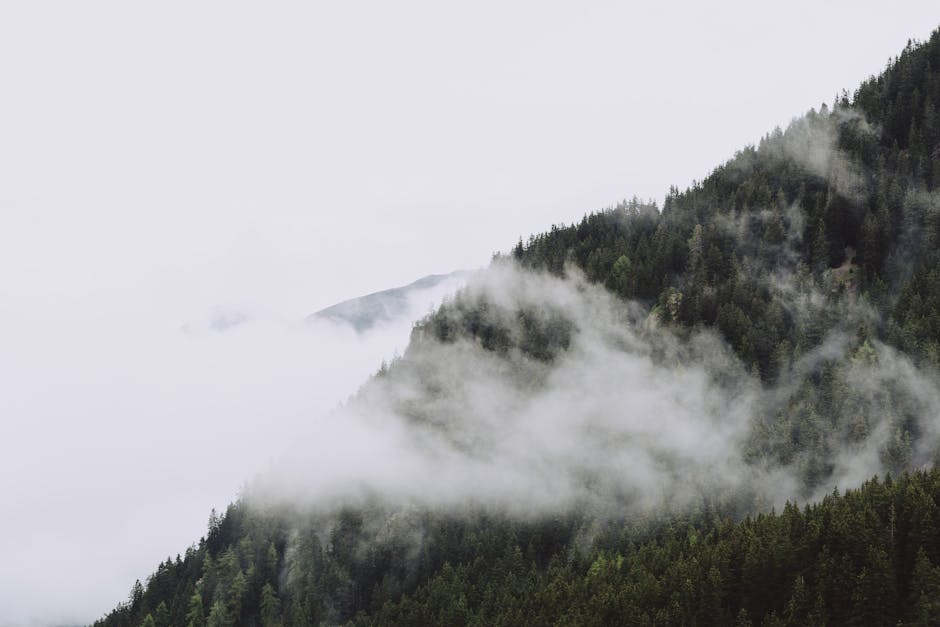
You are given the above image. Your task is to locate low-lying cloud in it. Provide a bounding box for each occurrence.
[251,262,940,522]
[0,267,465,627]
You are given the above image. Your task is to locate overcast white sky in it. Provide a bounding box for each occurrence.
[1,2,938,625]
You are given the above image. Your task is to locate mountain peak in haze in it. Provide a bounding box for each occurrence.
[307,270,472,332]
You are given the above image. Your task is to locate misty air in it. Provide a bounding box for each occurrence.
[4,3,940,626]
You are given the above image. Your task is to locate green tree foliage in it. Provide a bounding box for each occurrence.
[94,29,940,627]
[260,583,282,627]
[186,591,205,627]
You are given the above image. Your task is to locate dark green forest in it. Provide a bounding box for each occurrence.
[98,31,940,626]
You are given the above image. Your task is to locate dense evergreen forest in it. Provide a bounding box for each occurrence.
[98,30,940,626]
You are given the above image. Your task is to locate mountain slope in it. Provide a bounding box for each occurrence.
[307,271,471,333]
[96,29,940,627]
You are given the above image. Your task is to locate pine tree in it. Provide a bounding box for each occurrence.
[153,601,170,627]
[260,583,282,627]
[186,591,206,627]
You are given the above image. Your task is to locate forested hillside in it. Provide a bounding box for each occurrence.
[97,30,940,626]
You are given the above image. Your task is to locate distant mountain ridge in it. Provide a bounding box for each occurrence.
[307,270,472,332]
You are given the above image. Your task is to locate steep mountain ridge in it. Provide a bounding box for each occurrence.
[96,29,940,627]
